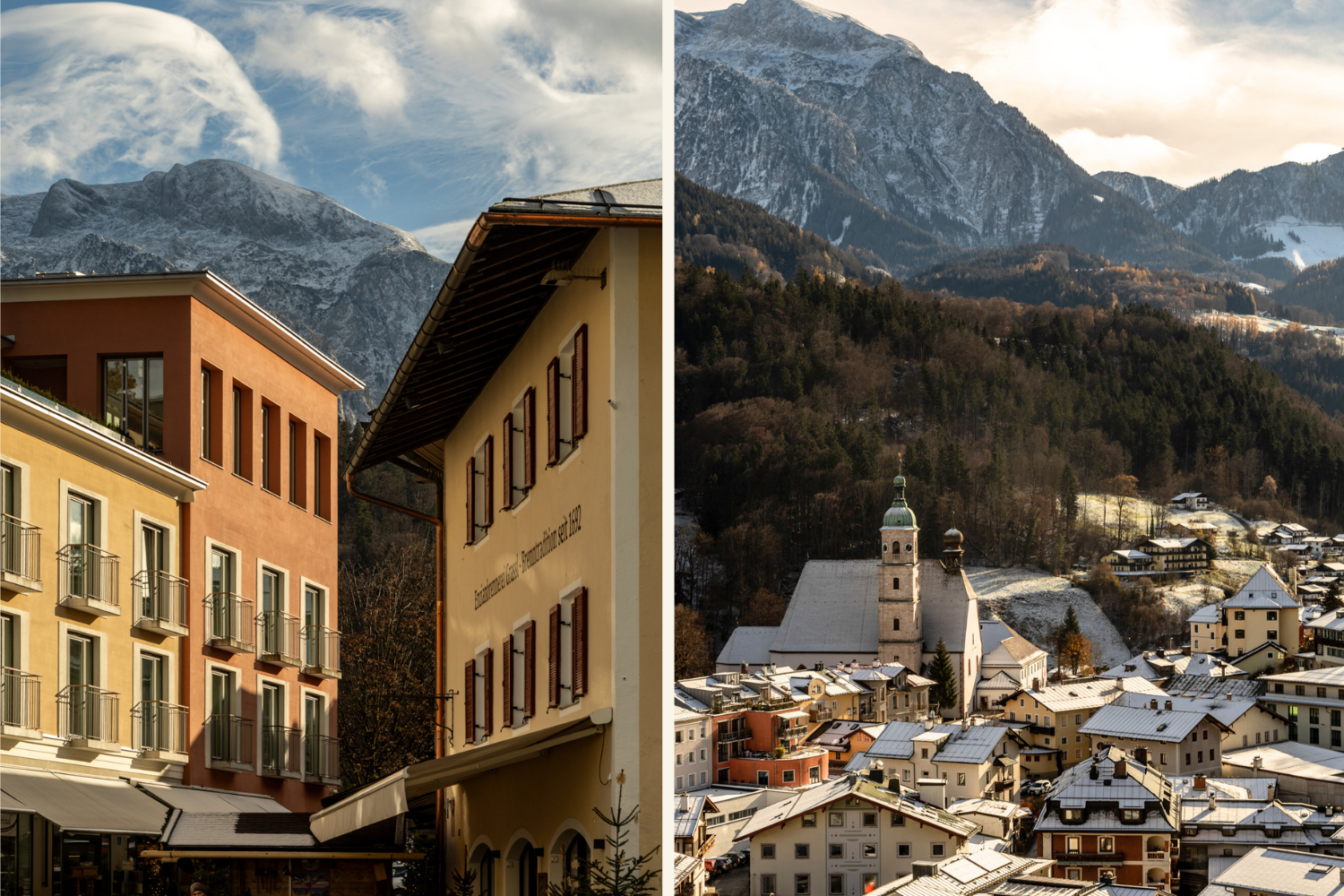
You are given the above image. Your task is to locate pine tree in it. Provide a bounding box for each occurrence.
[1059,464,1079,528]
[929,637,958,717]
[550,775,659,896]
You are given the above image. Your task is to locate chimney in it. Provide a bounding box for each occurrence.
[1193,775,1207,791]
[918,779,948,809]
[912,862,940,879]
[741,663,749,674]
[1253,756,1264,772]
[924,718,935,731]
[816,662,824,672]
[680,793,690,811]
[869,763,885,784]
[1165,700,1173,711]
[1209,794,1217,811]
[1135,747,1148,766]
[1182,646,1192,657]
[1114,759,1128,779]
[1150,699,1159,709]
[962,716,970,732]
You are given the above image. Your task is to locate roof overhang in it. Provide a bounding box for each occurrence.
[0,270,363,395]
[141,851,424,861]
[346,205,659,476]
[311,708,611,842]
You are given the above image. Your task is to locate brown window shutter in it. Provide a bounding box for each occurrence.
[483,647,494,737]
[549,604,561,708]
[483,436,494,528]
[501,414,514,511]
[523,387,536,488]
[501,635,513,729]
[465,456,475,545]
[546,358,560,466]
[464,660,476,745]
[573,586,588,697]
[524,620,537,718]
[573,324,588,441]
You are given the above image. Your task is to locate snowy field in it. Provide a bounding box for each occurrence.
[1192,310,1344,347]
[1253,217,1344,271]
[967,566,1131,667]
[1074,493,1248,544]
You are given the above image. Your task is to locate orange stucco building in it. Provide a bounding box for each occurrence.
[1,271,361,812]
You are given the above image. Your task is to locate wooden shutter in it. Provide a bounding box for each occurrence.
[548,605,561,708]
[483,647,494,737]
[463,660,476,745]
[483,436,494,529]
[501,413,514,510]
[573,324,588,441]
[523,387,536,488]
[465,456,475,545]
[546,358,560,466]
[573,586,588,697]
[501,635,513,729]
[524,620,537,718]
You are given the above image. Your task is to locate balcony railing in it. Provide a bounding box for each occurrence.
[132,570,189,635]
[259,725,301,777]
[57,684,119,747]
[132,700,187,758]
[300,625,341,679]
[258,611,301,666]
[303,733,340,784]
[207,714,254,771]
[205,592,255,653]
[718,728,751,743]
[1054,852,1124,863]
[58,544,119,613]
[859,710,879,722]
[1,667,41,734]
[1,514,41,586]
[810,707,833,722]
[778,723,807,740]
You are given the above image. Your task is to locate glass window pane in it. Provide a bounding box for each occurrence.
[124,359,145,449]
[146,359,164,453]
[104,359,124,432]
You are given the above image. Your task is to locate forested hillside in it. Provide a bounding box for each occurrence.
[676,263,1344,668]
[1271,257,1344,321]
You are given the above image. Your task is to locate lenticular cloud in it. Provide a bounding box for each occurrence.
[0,2,283,191]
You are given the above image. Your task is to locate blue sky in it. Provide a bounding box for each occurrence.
[1,0,662,257]
[678,0,1344,187]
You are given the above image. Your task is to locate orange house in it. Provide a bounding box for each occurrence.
[1,271,361,811]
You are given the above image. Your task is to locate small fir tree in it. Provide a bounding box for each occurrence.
[929,637,958,717]
[550,774,659,896]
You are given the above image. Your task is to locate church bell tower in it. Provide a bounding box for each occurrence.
[877,475,922,668]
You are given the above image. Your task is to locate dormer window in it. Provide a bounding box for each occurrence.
[1063,809,1082,822]
[1122,810,1142,822]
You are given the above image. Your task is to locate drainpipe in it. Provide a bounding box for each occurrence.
[344,469,445,890]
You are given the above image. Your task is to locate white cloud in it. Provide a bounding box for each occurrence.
[1283,142,1341,165]
[412,218,479,261]
[0,2,283,188]
[1054,129,1187,177]
[244,7,409,121]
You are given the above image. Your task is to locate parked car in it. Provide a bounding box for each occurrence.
[1023,779,1053,797]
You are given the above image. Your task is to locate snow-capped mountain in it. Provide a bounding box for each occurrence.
[1,160,449,415]
[1093,172,1183,212]
[675,0,1233,274]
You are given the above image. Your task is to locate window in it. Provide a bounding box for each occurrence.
[547,324,588,466]
[1066,837,1081,854]
[1268,630,1278,640]
[795,875,810,896]
[1311,728,1321,744]
[504,389,537,509]
[891,814,905,827]
[863,844,877,858]
[1235,629,1245,639]
[801,813,816,828]
[259,681,284,774]
[232,386,244,476]
[505,621,536,728]
[931,844,945,858]
[1312,708,1321,725]
[829,813,843,827]
[893,618,900,631]
[863,813,877,827]
[762,876,777,896]
[464,647,493,744]
[1063,809,1082,822]
[829,875,844,896]
[288,419,308,508]
[894,577,900,590]
[466,436,494,543]
[809,766,820,783]
[828,844,843,860]
[313,433,328,520]
[99,357,166,453]
[1235,611,1245,620]
[303,692,325,777]
[1268,611,1278,621]
[761,845,775,860]
[258,567,285,657]
[200,367,215,460]
[958,773,966,785]
[550,588,587,708]
[783,769,796,784]
[1066,869,1081,881]
[1122,810,1142,822]
[302,584,327,668]
[758,770,770,786]
[261,403,277,492]
[676,776,683,790]
[898,844,911,858]
[208,666,240,763]
[1100,837,1114,852]
[1186,753,1192,765]
[794,844,809,860]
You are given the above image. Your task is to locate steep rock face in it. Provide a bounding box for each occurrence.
[1094,172,1182,211]
[675,0,1233,273]
[2,159,449,415]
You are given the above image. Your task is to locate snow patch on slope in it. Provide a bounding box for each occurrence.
[968,566,1131,667]
[1254,217,1344,269]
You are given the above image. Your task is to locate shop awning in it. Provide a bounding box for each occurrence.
[136,782,288,813]
[311,708,611,842]
[0,769,168,835]
[778,710,810,721]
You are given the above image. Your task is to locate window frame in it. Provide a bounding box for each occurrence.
[102,355,166,454]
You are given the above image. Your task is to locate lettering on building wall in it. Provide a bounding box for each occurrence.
[474,505,583,608]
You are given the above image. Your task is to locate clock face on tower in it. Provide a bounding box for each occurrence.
[905,543,913,553]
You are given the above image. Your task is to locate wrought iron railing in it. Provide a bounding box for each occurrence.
[207,714,254,767]
[132,570,188,631]
[132,700,187,754]
[1,514,40,582]
[1,667,40,731]
[301,625,341,676]
[58,543,119,606]
[205,592,255,651]
[718,728,751,743]
[260,725,301,776]
[303,733,340,782]
[58,684,118,744]
[778,723,807,740]
[258,611,300,665]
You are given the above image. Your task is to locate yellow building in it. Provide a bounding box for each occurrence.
[1186,565,1300,661]
[2,376,206,871]
[315,182,662,892]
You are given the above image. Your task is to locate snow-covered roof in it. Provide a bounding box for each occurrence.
[1261,664,1344,687]
[866,721,1015,765]
[1109,549,1153,561]
[1309,610,1344,632]
[771,561,882,655]
[1173,493,1205,501]
[1080,703,1222,743]
[1213,846,1344,896]
[1224,566,1300,609]
[1115,692,1263,729]
[673,794,719,838]
[980,670,1022,691]
[716,626,780,667]
[1222,742,1344,781]
[1008,678,1133,712]
[868,849,1052,896]
[1165,675,1265,699]
[1036,747,1177,833]
[946,798,1031,820]
[1189,604,1221,624]
[1169,776,1275,801]
[735,774,978,841]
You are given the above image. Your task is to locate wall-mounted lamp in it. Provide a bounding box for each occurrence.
[540,268,607,289]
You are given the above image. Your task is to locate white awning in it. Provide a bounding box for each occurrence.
[0,769,168,835]
[136,782,288,813]
[778,710,810,721]
[311,708,611,843]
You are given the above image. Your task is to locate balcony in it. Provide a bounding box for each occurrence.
[1053,852,1124,864]
[257,611,301,667]
[131,570,189,637]
[1,515,41,592]
[300,625,342,679]
[719,728,751,743]
[57,544,120,616]
[57,685,119,751]
[778,723,807,741]
[205,592,255,653]
[302,733,340,786]
[1147,852,1168,861]
[810,707,833,723]
[259,725,301,778]
[1,667,41,741]
[859,710,879,722]
[132,700,187,762]
[206,714,254,772]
